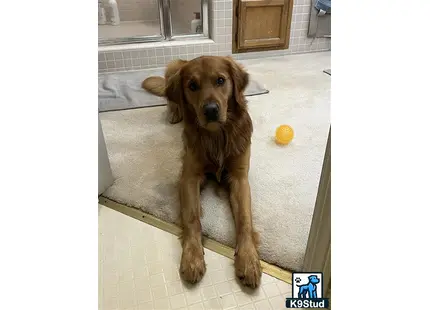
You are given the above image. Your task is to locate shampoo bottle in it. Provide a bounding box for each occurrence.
[191,12,202,33]
[107,0,120,26]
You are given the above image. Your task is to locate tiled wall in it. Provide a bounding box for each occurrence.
[98,0,330,73]
[117,0,159,22]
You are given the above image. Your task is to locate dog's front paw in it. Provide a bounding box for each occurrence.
[234,244,262,288]
[180,242,206,284]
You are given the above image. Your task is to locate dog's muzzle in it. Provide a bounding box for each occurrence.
[203,101,219,122]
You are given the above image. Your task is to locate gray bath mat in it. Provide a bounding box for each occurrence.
[99,68,269,113]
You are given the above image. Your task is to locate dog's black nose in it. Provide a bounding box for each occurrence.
[203,102,219,122]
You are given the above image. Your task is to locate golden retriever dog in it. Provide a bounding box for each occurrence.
[142,56,262,288]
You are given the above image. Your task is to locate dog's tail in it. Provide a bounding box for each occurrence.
[141,76,166,97]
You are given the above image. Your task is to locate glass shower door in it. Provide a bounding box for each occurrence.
[98,0,164,45]
[98,0,208,46]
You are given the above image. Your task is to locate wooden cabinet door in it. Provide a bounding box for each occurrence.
[234,0,293,53]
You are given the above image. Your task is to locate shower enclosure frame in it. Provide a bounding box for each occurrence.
[99,0,209,46]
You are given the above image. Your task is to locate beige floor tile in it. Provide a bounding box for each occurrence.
[99,205,292,310]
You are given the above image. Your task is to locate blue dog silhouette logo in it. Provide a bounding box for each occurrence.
[286,272,329,308]
[296,275,320,298]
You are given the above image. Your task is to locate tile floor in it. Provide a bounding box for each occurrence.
[99,205,292,310]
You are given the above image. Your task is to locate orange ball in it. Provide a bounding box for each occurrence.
[275,125,294,145]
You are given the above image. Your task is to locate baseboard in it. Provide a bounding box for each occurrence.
[98,196,293,284]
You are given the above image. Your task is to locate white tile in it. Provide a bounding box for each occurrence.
[269,295,286,310]
[228,280,242,293]
[154,297,171,310]
[201,285,217,301]
[275,281,291,296]
[189,302,205,310]
[262,283,280,298]
[253,299,271,310]
[135,286,153,304]
[137,301,154,310]
[164,266,181,283]
[261,273,275,285]
[215,282,233,296]
[249,288,266,302]
[220,293,237,309]
[99,206,294,310]
[102,292,120,310]
[149,274,166,287]
[238,304,255,310]
[209,270,228,284]
[146,250,163,263]
[223,264,236,281]
[199,272,213,287]
[103,282,119,299]
[169,293,187,309]
[151,285,169,299]
[219,256,233,267]
[233,292,252,306]
[134,265,150,279]
[166,281,184,296]
[102,0,328,72]
[118,280,137,309]
[206,257,223,271]
[185,288,203,305]
[148,261,165,275]
[134,276,150,291]
[204,298,223,310]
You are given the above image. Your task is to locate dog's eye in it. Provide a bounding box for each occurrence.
[216,77,225,86]
[188,80,198,91]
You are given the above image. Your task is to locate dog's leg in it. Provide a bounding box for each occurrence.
[227,148,262,288]
[178,151,206,284]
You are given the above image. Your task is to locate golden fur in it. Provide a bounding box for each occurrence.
[142,59,187,124]
[142,56,262,288]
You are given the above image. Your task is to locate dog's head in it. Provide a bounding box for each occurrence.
[165,56,249,131]
[308,275,320,284]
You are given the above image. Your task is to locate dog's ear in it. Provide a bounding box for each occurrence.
[164,58,188,101]
[165,69,186,124]
[224,56,249,109]
[165,69,183,104]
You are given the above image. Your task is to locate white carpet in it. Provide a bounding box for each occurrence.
[100,52,331,272]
